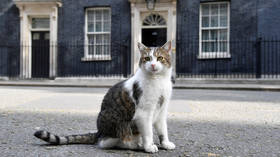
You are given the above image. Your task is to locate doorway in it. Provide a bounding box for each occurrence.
[142,28,167,47]
[141,13,167,47]
[31,31,50,78]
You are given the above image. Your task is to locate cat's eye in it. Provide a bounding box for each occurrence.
[157,56,164,61]
[144,57,151,62]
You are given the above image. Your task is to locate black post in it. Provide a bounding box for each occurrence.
[256,37,262,78]
[214,38,218,78]
[122,42,128,78]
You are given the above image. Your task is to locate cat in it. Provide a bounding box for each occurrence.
[34,41,175,153]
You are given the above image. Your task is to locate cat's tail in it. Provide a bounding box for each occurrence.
[34,130,100,145]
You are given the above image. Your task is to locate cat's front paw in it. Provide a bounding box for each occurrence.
[137,141,143,148]
[162,141,176,150]
[144,144,158,153]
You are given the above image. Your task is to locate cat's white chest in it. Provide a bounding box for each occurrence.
[134,78,171,124]
[144,79,170,98]
[124,68,172,122]
[138,78,172,110]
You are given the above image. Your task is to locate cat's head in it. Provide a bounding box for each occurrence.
[137,41,172,75]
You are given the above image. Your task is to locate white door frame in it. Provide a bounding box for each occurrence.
[14,1,61,79]
[129,0,177,75]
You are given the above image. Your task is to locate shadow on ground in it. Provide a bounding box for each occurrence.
[0,111,279,157]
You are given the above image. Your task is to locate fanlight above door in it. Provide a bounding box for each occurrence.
[142,13,166,26]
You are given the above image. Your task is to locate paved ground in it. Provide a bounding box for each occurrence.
[0,86,279,157]
[2,78,280,91]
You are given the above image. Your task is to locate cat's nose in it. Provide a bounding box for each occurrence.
[151,64,156,70]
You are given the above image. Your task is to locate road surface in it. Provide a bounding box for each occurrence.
[0,86,279,157]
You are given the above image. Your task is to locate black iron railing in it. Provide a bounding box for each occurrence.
[0,38,280,79]
[0,41,130,79]
[56,42,130,78]
[176,38,280,79]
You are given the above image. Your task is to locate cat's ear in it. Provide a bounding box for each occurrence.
[137,42,148,53]
[161,40,172,53]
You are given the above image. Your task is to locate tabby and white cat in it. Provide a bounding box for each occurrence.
[34,41,175,153]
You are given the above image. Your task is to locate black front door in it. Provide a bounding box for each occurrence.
[142,28,167,47]
[32,31,50,78]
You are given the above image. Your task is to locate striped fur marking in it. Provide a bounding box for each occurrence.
[132,81,142,105]
[158,95,164,107]
[96,80,139,139]
[34,130,60,145]
[34,130,99,145]
[153,47,171,68]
